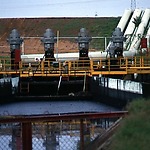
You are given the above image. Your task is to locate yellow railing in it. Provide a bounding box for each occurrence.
[1,56,150,76]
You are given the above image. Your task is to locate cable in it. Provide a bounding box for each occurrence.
[0,0,103,10]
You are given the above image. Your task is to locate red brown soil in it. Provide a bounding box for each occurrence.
[0,39,78,56]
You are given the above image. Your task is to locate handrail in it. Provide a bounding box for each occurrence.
[1,56,150,76]
[0,111,128,123]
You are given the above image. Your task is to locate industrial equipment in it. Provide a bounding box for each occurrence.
[107,27,126,58]
[41,29,57,61]
[7,29,23,69]
[75,28,92,60]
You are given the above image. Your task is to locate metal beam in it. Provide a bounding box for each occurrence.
[0,111,128,123]
[22,122,32,150]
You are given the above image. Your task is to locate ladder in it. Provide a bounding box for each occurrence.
[20,82,29,94]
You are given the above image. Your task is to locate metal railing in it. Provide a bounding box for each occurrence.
[1,56,150,76]
[0,111,127,150]
[0,37,110,56]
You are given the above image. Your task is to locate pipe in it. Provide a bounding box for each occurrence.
[117,9,132,32]
[106,9,132,51]
[129,9,150,52]
[57,76,62,94]
[21,51,108,62]
[123,9,142,50]
[146,27,150,48]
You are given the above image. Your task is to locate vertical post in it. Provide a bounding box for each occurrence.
[56,30,59,60]
[68,61,71,75]
[126,58,128,72]
[22,122,32,150]
[134,57,136,67]
[83,72,86,92]
[12,125,22,150]
[22,41,24,55]
[90,60,93,75]
[104,37,107,50]
[80,119,84,150]
[41,60,44,75]
[142,56,144,67]
[19,61,22,72]
[45,124,57,150]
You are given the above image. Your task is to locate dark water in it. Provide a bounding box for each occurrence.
[0,100,119,116]
[0,77,119,116]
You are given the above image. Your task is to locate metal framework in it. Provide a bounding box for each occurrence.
[131,0,136,10]
[0,56,150,77]
[0,111,127,150]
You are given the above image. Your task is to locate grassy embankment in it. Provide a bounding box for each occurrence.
[0,17,120,56]
[0,17,120,49]
[108,99,150,150]
[0,17,120,37]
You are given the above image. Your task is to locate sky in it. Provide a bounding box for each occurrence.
[0,0,149,18]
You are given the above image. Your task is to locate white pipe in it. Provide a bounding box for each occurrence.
[146,27,150,48]
[57,76,62,93]
[123,50,136,57]
[146,9,150,49]
[124,9,142,50]
[129,9,150,52]
[117,9,132,32]
[129,23,145,52]
[124,9,142,35]
[105,9,132,51]
[21,51,108,62]
[147,26,150,36]
[141,9,150,27]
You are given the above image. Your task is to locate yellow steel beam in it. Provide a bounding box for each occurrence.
[1,56,150,77]
[91,71,128,75]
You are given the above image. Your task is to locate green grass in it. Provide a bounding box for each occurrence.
[0,17,120,40]
[108,99,150,150]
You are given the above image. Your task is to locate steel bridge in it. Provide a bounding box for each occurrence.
[0,56,150,77]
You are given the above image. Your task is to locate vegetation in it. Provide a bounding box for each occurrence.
[108,99,150,150]
[0,17,120,39]
[0,17,120,54]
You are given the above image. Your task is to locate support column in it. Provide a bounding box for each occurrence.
[22,122,32,150]
[80,119,84,150]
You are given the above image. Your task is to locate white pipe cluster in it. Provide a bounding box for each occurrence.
[123,9,142,50]
[129,8,150,52]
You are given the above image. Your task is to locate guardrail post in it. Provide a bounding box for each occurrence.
[126,58,128,72]
[22,122,32,150]
[80,119,84,150]
[41,60,45,75]
[90,60,93,75]
[68,61,71,75]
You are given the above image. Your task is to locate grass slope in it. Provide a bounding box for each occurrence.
[108,99,150,150]
[0,17,120,39]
